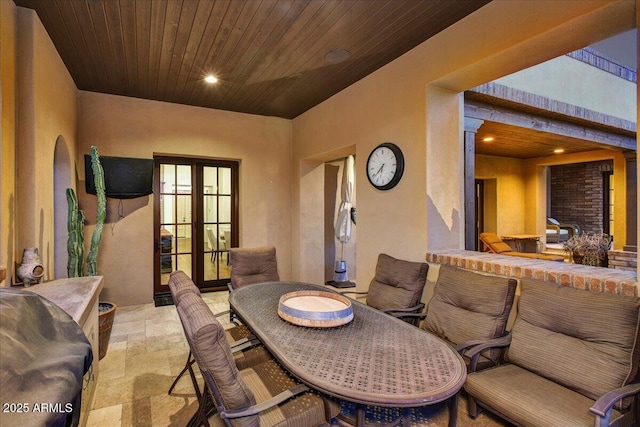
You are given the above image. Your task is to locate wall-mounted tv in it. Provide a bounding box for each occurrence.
[85,155,154,199]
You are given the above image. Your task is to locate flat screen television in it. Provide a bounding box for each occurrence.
[85,155,154,199]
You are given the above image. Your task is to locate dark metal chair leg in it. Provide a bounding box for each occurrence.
[168,350,200,397]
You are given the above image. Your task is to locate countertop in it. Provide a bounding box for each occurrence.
[26,276,104,325]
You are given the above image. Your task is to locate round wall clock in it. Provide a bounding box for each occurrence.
[366,142,404,190]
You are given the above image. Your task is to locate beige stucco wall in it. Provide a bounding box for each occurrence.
[496,55,636,123]
[14,7,78,283]
[292,0,636,289]
[77,92,293,306]
[0,1,18,285]
[475,155,527,236]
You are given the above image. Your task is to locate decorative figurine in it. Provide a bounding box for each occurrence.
[17,247,44,286]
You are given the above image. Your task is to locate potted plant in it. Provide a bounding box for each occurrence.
[562,233,612,267]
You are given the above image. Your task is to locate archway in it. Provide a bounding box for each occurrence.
[53,136,71,279]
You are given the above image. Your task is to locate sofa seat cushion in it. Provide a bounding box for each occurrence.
[422,266,517,363]
[508,278,640,407]
[465,364,624,427]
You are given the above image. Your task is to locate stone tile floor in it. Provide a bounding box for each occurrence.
[87,291,511,426]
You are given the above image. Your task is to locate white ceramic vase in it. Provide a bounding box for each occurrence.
[17,247,44,287]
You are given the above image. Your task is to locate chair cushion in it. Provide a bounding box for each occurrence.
[465,364,624,427]
[479,233,512,254]
[230,246,279,289]
[421,266,517,362]
[366,254,428,311]
[507,278,640,407]
[176,293,257,423]
[168,270,200,306]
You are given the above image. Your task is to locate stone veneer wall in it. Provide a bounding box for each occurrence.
[426,250,638,297]
[608,250,638,272]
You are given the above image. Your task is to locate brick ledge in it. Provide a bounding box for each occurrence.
[426,250,638,296]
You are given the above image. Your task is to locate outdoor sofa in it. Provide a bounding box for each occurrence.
[464,277,640,427]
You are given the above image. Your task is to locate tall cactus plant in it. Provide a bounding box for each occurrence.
[66,188,85,277]
[66,145,106,277]
[86,146,106,276]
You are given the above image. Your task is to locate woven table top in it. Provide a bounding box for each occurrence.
[229,281,466,407]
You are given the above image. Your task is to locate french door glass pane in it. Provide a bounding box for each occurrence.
[161,165,175,190]
[219,168,231,194]
[202,165,231,282]
[204,195,217,223]
[177,165,191,193]
[219,196,231,222]
[162,195,176,223]
[159,163,193,286]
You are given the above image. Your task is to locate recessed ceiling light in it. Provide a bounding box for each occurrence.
[482,137,494,142]
[204,75,218,84]
[554,148,565,154]
[325,49,351,64]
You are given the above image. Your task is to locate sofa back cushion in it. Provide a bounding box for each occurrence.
[508,278,640,405]
[366,254,429,311]
[177,292,257,426]
[229,246,279,290]
[422,266,517,362]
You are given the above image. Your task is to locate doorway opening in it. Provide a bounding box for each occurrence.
[153,156,239,306]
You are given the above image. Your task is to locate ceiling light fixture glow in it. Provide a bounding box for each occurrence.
[554,148,565,154]
[204,75,218,84]
[482,137,494,142]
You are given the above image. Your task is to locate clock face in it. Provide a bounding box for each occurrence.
[366,142,404,190]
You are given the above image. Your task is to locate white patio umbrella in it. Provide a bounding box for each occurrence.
[334,155,354,283]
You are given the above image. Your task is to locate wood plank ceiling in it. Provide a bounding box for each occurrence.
[14,0,631,159]
[13,0,490,119]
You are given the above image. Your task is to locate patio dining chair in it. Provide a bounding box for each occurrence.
[206,226,227,262]
[167,271,267,398]
[228,246,279,323]
[228,246,279,290]
[343,253,429,326]
[177,291,339,427]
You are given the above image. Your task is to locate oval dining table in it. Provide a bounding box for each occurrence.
[229,281,466,427]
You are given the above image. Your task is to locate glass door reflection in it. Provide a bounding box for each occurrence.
[158,164,193,288]
[202,166,233,286]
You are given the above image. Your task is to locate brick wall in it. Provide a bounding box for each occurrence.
[426,250,638,296]
[608,250,638,272]
[550,160,613,234]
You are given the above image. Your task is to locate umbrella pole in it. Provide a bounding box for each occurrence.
[340,242,345,261]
